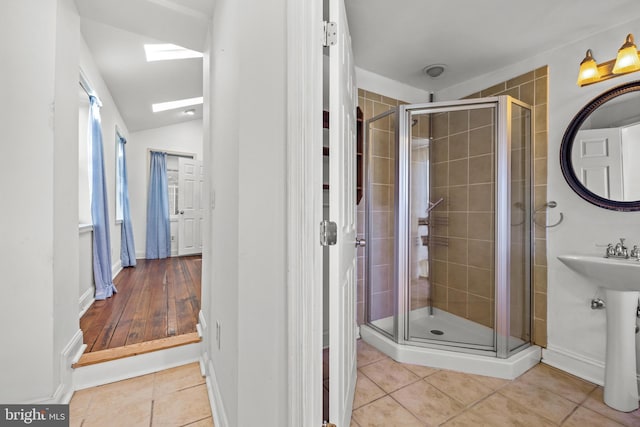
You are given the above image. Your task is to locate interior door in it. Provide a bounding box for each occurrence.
[178,157,203,256]
[572,128,623,200]
[328,0,357,424]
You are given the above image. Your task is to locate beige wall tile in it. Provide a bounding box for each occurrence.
[448,263,468,291]
[448,185,469,212]
[468,267,493,298]
[468,212,493,240]
[468,154,492,184]
[470,107,493,129]
[449,110,470,134]
[468,240,493,269]
[449,132,469,160]
[448,288,467,318]
[469,125,493,156]
[449,158,469,186]
[481,82,507,96]
[448,237,468,264]
[448,213,468,238]
[468,183,493,212]
[432,137,449,162]
[507,70,536,88]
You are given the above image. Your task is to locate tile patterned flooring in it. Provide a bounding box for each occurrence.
[350,340,640,426]
[69,362,213,427]
[70,342,640,427]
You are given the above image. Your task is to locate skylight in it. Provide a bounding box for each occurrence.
[144,43,203,61]
[152,97,203,113]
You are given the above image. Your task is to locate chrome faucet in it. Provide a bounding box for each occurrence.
[606,238,630,259]
[631,245,640,261]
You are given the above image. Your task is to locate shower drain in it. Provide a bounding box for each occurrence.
[430,329,444,335]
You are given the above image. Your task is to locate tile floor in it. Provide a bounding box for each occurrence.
[69,362,213,427]
[349,340,640,426]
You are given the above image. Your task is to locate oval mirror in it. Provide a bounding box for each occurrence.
[560,80,640,211]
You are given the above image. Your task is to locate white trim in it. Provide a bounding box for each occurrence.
[111,259,122,279]
[72,342,200,390]
[79,288,95,318]
[28,330,85,404]
[361,325,541,380]
[540,345,638,387]
[204,356,229,427]
[286,0,323,425]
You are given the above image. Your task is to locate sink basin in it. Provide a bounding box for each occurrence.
[557,254,640,291]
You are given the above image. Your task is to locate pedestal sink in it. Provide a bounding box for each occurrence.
[558,255,640,412]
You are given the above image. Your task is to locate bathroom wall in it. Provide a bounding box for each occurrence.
[438,17,640,385]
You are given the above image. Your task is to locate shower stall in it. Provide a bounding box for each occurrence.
[361,96,541,378]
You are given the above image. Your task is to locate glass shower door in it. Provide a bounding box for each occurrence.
[364,108,398,340]
[404,102,498,351]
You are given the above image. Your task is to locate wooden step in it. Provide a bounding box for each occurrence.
[73,332,201,368]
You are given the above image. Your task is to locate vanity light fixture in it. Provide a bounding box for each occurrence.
[577,33,640,87]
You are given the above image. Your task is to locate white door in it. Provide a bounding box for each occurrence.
[178,157,203,255]
[329,0,358,425]
[572,128,623,200]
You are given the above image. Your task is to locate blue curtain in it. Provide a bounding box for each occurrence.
[89,96,117,300]
[118,136,136,267]
[146,151,171,259]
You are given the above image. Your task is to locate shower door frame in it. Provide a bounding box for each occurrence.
[364,96,533,358]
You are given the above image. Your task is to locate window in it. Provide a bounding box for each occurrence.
[115,130,125,223]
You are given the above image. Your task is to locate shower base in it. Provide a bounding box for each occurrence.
[361,308,541,379]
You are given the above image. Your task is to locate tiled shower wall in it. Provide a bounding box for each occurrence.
[357,66,548,347]
[465,66,549,347]
[428,106,497,328]
[356,90,403,325]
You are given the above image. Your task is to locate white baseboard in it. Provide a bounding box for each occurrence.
[73,342,200,390]
[111,260,123,280]
[203,356,229,427]
[79,288,95,318]
[28,330,85,404]
[541,345,640,389]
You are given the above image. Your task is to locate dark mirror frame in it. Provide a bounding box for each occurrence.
[560,80,640,212]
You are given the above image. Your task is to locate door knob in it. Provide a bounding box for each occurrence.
[355,238,366,248]
[180,210,184,214]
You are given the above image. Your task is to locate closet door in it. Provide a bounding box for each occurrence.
[178,157,203,255]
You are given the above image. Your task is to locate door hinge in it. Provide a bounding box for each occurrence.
[322,21,337,47]
[320,220,338,246]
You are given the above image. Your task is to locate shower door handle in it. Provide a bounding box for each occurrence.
[355,238,366,248]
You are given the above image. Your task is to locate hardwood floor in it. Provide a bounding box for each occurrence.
[80,256,202,353]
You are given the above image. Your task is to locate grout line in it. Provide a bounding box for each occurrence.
[149,400,155,427]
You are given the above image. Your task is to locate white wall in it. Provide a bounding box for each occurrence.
[79,36,130,275]
[127,120,203,258]
[356,66,432,103]
[439,17,640,385]
[0,0,80,403]
[202,0,288,424]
